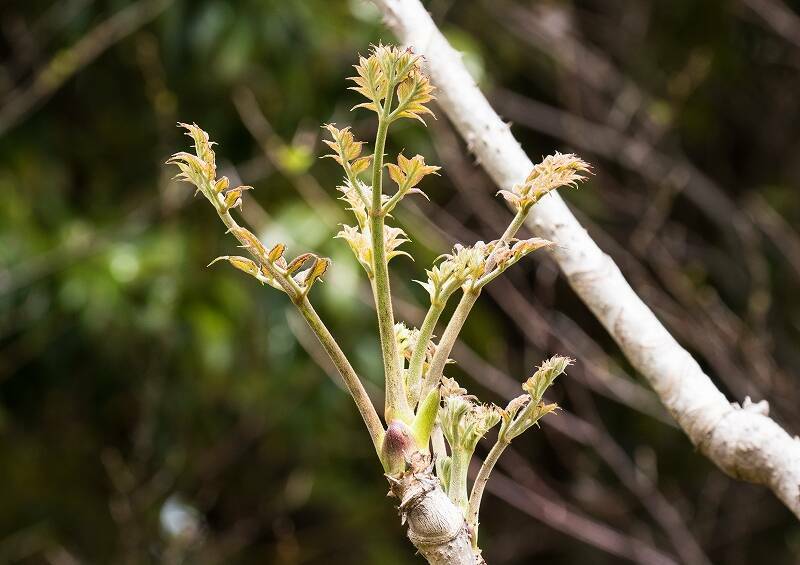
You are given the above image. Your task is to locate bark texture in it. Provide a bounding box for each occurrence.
[388,456,480,565]
[372,0,800,519]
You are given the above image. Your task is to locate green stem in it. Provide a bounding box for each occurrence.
[447,448,471,513]
[420,289,480,398]
[297,296,386,456]
[369,89,411,423]
[343,162,369,211]
[381,176,412,215]
[499,206,530,242]
[419,207,532,398]
[216,206,300,300]
[407,302,445,407]
[214,201,385,457]
[467,438,509,547]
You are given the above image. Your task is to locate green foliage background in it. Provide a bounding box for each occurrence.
[1,1,799,563]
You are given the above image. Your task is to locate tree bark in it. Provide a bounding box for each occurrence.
[371,0,800,520]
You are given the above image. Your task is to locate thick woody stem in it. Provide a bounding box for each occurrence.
[372,0,800,519]
[389,456,481,565]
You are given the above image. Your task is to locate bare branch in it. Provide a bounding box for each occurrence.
[371,0,800,519]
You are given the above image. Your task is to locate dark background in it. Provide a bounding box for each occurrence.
[1,0,799,563]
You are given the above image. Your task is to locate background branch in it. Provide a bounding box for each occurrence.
[371,0,800,519]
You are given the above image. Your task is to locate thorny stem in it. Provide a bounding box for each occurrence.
[421,207,531,397]
[370,86,412,423]
[467,438,510,548]
[214,202,385,455]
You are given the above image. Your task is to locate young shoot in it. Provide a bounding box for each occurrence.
[167,43,590,564]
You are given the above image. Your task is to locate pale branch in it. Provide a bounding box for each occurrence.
[372,0,800,519]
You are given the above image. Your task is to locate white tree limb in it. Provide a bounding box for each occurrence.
[372,0,800,519]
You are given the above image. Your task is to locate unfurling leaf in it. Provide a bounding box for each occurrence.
[303,257,330,287]
[206,256,284,291]
[336,224,410,277]
[348,44,434,123]
[499,152,591,211]
[322,124,367,171]
[228,226,268,259]
[418,242,488,303]
[337,181,370,227]
[268,243,286,263]
[440,393,501,453]
[348,49,389,112]
[166,151,212,190]
[178,122,216,171]
[222,185,252,211]
[499,355,571,442]
[392,69,435,124]
[285,253,314,276]
[214,176,230,193]
[523,355,573,402]
[351,156,372,175]
[336,224,373,275]
[384,153,439,213]
[208,255,259,277]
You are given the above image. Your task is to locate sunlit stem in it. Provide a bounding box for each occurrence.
[420,289,479,398]
[211,189,385,457]
[500,205,531,242]
[369,85,412,423]
[467,437,509,548]
[406,301,445,407]
[297,295,386,456]
[420,206,533,397]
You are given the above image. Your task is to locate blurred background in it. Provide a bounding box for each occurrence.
[2,0,800,563]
